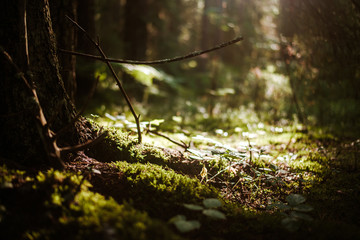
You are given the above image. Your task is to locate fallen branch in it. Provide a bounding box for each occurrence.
[147,129,190,150]
[65,15,142,144]
[59,36,243,65]
[58,131,107,154]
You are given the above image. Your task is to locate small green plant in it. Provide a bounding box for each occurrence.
[170,198,226,233]
[267,194,314,232]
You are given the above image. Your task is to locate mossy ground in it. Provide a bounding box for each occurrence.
[1,120,360,239]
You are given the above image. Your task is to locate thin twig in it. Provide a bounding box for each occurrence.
[247,138,252,162]
[23,0,30,67]
[65,15,142,144]
[147,129,189,150]
[59,36,243,65]
[58,131,107,154]
[207,161,240,182]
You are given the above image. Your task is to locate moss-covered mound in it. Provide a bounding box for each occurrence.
[86,127,171,166]
[112,161,219,218]
[0,166,181,240]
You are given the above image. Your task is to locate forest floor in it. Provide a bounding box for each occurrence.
[1,116,360,239]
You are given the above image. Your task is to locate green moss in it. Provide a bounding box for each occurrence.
[0,168,181,240]
[206,157,229,174]
[86,122,171,166]
[128,144,170,165]
[58,189,181,240]
[289,155,327,174]
[0,164,27,188]
[113,161,219,217]
[86,127,138,162]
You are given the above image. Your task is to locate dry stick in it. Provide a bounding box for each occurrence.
[147,129,189,150]
[58,131,108,154]
[59,36,244,65]
[23,0,30,67]
[247,138,252,162]
[65,15,142,144]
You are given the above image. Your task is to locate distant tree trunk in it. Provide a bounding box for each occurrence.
[76,0,96,101]
[199,0,212,71]
[0,0,86,166]
[123,0,149,100]
[123,0,148,60]
[280,42,306,126]
[50,0,78,102]
[200,0,223,116]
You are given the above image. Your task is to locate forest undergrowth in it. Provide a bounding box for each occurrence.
[1,114,360,239]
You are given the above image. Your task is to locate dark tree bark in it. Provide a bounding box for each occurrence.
[0,0,86,166]
[50,0,78,102]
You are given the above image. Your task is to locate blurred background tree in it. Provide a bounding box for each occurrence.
[73,0,359,135]
[278,0,360,133]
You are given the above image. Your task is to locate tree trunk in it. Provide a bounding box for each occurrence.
[123,0,148,60]
[0,0,82,166]
[76,0,96,101]
[122,0,149,100]
[200,0,223,115]
[50,0,78,102]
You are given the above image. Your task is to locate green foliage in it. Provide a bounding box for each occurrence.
[119,64,177,89]
[267,194,314,232]
[169,215,201,233]
[91,0,360,135]
[172,198,226,233]
[203,198,223,208]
